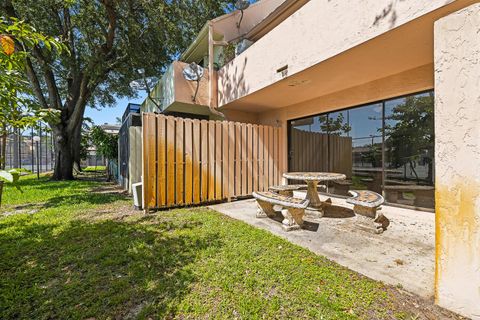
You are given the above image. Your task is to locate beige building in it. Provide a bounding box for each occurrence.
[141,0,480,318]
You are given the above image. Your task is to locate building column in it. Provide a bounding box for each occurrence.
[434,3,480,319]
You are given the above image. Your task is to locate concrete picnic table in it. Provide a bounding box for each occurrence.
[283,172,346,212]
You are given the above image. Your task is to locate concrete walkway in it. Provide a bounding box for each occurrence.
[209,192,435,299]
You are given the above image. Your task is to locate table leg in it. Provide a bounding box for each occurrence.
[305,180,323,210]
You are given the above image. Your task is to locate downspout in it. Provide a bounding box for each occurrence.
[208,21,225,119]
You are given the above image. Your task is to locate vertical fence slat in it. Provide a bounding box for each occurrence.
[142,114,149,211]
[253,125,258,192]
[166,116,175,206]
[263,126,269,191]
[246,124,253,195]
[157,116,166,207]
[176,118,184,205]
[241,124,247,196]
[235,123,241,196]
[278,126,284,184]
[273,127,278,186]
[222,121,229,199]
[228,122,235,200]
[258,125,265,191]
[201,120,209,202]
[268,126,274,188]
[184,119,193,205]
[208,121,215,201]
[193,120,201,204]
[215,121,222,200]
[145,114,157,209]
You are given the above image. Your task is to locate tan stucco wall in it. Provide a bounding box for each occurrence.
[238,65,434,179]
[222,109,259,123]
[257,64,433,123]
[218,0,461,107]
[434,4,480,319]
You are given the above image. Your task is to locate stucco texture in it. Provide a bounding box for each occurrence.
[434,3,480,319]
[218,0,457,107]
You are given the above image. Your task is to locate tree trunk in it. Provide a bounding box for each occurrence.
[52,127,75,180]
[0,130,7,207]
[72,121,82,173]
[0,130,6,170]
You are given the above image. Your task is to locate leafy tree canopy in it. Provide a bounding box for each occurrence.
[1,0,232,180]
[0,17,63,206]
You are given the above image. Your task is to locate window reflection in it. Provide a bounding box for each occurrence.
[288,91,435,209]
[384,92,435,208]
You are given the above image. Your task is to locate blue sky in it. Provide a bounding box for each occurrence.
[85,92,147,125]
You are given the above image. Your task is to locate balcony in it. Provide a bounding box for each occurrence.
[141,61,211,116]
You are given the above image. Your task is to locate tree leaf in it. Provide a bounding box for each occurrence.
[0,35,15,55]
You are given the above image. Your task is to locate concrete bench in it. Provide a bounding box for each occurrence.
[347,190,389,234]
[331,180,352,196]
[268,184,308,197]
[253,191,309,231]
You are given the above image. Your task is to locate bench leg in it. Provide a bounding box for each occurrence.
[353,205,390,234]
[373,213,390,234]
[256,200,276,218]
[352,205,377,219]
[281,208,304,231]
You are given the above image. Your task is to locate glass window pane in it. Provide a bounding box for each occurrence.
[349,104,383,195]
[287,91,435,210]
[327,110,351,195]
[384,92,435,208]
[289,115,329,176]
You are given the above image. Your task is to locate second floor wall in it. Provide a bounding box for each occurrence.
[142,61,210,114]
[217,0,474,109]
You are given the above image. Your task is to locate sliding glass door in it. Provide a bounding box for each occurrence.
[288,91,435,209]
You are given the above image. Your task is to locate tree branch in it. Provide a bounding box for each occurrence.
[66,75,90,133]
[101,0,116,54]
[31,46,63,110]
[24,57,49,109]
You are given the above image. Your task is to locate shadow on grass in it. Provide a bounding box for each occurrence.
[0,216,222,319]
[40,192,126,208]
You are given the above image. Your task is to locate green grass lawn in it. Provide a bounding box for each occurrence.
[0,174,442,319]
[83,165,107,172]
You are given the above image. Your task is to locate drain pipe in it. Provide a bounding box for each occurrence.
[208,22,226,119]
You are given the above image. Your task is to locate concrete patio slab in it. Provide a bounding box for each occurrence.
[209,192,435,299]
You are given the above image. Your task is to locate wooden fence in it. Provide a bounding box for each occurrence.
[142,113,284,210]
[289,129,352,177]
